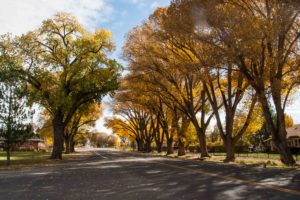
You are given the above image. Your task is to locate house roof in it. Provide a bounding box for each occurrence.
[287,124,300,138]
[263,124,300,143]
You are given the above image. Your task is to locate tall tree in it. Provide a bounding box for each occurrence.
[170,0,300,165]
[203,66,258,162]
[1,13,121,159]
[123,12,213,157]
[0,80,33,165]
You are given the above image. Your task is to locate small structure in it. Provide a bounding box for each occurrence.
[264,124,300,152]
[0,135,47,151]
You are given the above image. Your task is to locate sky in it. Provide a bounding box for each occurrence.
[0,0,299,134]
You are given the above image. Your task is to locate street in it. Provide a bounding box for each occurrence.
[0,149,300,200]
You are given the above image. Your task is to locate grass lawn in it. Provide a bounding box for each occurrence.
[0,151,53,170]
[212,152,284,159]
[150,151,300,169]
[0,151,51,161]
[0,151,89,170]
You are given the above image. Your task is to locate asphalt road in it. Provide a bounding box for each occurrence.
[1,149,300,200]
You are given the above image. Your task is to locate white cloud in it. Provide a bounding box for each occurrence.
[150,2,160,9]
[0,0,113,35]
[126,0,170,9]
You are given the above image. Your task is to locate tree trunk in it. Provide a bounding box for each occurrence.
[64,136,71,154]
[258,92,295,165]
[166,138,174,155]
[156,141,163,153]
[145,140,152,153]
[198,134,210,158]
[194,124,210,158]
[50,114,65,160]
[136,139,144,152]
[155,117,164,153]
[70,136,75,153]
[224,139,235,162]
[273,130,295,165]
[6,146,10,166]
[177,139,186,156]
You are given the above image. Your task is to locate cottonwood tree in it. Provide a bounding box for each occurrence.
[123,12,214,157]
[169,0,300,165]
[203,66,259,162]
[0,13,121,159]
[107,93,154,152]
[38,103,100,154]
[64,103,102,153]
[89,132,118,148]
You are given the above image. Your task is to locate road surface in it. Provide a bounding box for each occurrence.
[0,149,300,200]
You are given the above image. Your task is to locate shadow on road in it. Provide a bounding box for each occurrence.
[0,149,299,200]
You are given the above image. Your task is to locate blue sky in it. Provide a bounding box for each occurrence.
[0,0,299,133]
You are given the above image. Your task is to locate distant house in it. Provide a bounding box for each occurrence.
[264,124,300,152]
[0,135,47,151]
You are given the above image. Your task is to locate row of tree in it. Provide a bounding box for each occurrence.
[89,132,119,148]
[0,12,122,160]
[106,0,300,165]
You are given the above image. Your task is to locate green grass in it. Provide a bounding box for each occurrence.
[0,151,88,170]
[0,151,51,161]
[0,151,52,169]
[147,150,300,169]
[211,152,300,161]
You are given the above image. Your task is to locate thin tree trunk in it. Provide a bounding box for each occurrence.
[156,142,163,153]
[50,114,65,160]
[194,124,210,158]
[70,135,75,153]
[145,140,152,152]
[136,139,144,152]
[177,116,189,156]
[155,119,164,153]
[166,138,174,155]
[177,139,186,156]
[64,136,71,154]
[6,145,10,166]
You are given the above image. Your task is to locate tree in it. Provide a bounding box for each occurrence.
[123,11,214,157]
[250,113,294,151]
[169,0,300,165]
[64,103,102,153]
[89,132,119,148]
[1,13,121,159]
[285,114,294,128]
[0,80,33,165]
[203,66,259,162]
[38,102,101,153]
[208,125,221,144]
[207,0,299,165]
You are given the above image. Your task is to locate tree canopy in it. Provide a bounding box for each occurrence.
[0,12,122,159]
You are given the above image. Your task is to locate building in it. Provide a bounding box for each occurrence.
[0,135,47,151]
[264,124,300,152]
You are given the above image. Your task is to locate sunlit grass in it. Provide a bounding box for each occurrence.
[210,152,285,160]
[0,151,51,161]
[146,150,300,169]
[0,151,88,170]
